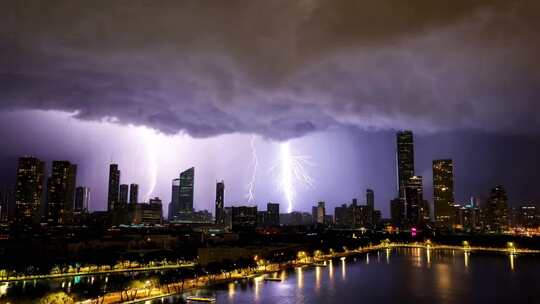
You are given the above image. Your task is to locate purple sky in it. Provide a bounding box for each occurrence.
[1,1,540,216]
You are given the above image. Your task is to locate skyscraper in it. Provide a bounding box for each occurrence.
[317,201,325,224]
[405,175,423,227]
[15,157,45,225]
[46,161,77,225]
[129,184,138,204]
[433,159,454,228]
[366,189,374,210]
[215,181,225,225]
[179,167,194,213]
[119,184,129,206]
[74,186,90,213]
[168,178,180,220]
[107,164,120,212]
[485,185,509,232]
[267,202,280,226]
[396,131,415,199]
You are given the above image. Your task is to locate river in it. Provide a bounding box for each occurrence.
[160,248,540,304]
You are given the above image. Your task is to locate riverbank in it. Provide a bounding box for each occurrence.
[79,242,540,304]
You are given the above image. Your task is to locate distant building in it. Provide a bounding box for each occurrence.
[0,187,14,222]
[131,198,163,225]
[74,186,90,213]
[179,167,194,213]
[215,181,225,225]
[257,211,267,227]
[107,164,120,212]
[485,185,509,232]
[15,157,45,225]
[316,201,326,224]
[119,184,129,206]
[366,189,375,224]
[405,176,423,227]
[324,214,333,226]
[433,159,454,228]
[47,161,77,225]
[231,206,257,231]
[168,178,180,220]
[394,131,415,227]
[266,202,280,226]
[517,205,538,228]
[192,210,213,223]
[129,184,138,204]
[396,131,414,200]
[455,204,481,232]
[366,189,374,210]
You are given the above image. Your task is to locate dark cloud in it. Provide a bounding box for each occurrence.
[1,0,540,139]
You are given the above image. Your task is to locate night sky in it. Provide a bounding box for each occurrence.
[1,1,540,216]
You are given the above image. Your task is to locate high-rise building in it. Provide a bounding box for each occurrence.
[179,167,194,213]
[107,164,120,212]
[168,178,180,220]
[46,161,78,225]
[215,181,225,225]
[317,201,325,224]
[0,187,14,222]
[396,131,415,199]
[74,186,90,213]
[266,202,280,226]
[15,157,45,225]
[119,184,129,206]
[485,185,509,232]
[366,189,374,210]
[405,176,423,227]
[433,159,454,228]
[129,184,138,204]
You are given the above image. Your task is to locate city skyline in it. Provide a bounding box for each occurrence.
[2,128,536,221]
[1,1,540,217]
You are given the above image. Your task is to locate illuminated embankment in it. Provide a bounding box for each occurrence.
[0,262,195,283]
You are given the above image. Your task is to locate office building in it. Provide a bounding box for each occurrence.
[178,167,194,214]
[129,184,138,204]
[74,186,90,213]
[266,202,280,226]
[316,201,326,224]
[396,131,415,199]
[119,184,129,206]
[130,197,163,225]
[107,164,120,212]
[15,157,45,225]
[485,185,509,232]
[433,159,454,228]
[215,181,225,225]
[168,178,180,220]
[231,206,258,231]
[405,176,423,227]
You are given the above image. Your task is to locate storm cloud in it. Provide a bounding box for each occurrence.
[1,0,540,139]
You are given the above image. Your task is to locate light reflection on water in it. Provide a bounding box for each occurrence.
[2,249,538,304]
[172,249,540,304]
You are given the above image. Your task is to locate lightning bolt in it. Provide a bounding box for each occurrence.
[277,141,314,212]
[140,128,158,201]
[246,134,258,203]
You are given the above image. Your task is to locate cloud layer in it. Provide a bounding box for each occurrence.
[1,0,540,139]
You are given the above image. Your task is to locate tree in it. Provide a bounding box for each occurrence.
[39,292,74,304]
